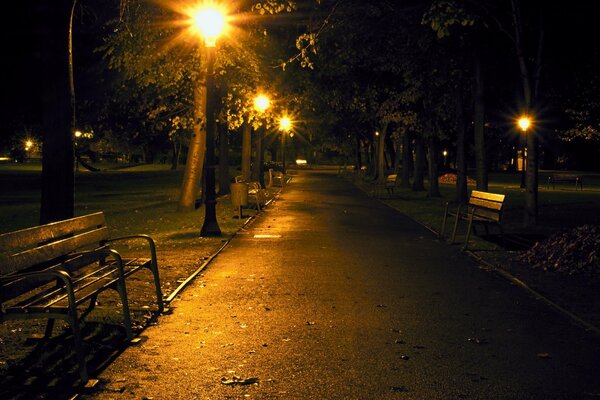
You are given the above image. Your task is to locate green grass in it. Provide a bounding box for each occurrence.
[0,163,257,248]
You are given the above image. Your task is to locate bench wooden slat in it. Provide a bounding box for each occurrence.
[0,212,106,251]
[469,197,504,211]
[470,190,505,203]
[1,227,110,276]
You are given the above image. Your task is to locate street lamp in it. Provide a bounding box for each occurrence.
[250,94,270,185]
[517,115,531,189]
[192,4,226,237]
[279,116,292,174]
[73,130,82,172]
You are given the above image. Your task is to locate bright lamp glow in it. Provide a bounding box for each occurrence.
[254,95,270,113]
[191,5,226,46]
[518,116,531,132]
[279,116,292,132]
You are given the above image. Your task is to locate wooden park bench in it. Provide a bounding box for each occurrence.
[0,212,164,384]
[268,168,286,188]
[372,174,398,197]
[235,176,269,211]
[439,190,506,250]
[547,173,583,190]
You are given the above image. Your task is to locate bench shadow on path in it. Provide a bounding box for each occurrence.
[0,322,133,400]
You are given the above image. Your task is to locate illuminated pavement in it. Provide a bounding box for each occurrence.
[84,170,600,399]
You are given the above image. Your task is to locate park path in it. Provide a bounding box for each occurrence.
[85,170,600,400]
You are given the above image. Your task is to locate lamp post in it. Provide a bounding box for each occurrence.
[517,115,530,189]
[73,130,82,172]
[193,5,225,237]
[252,97,269,186]
[279,116,291,174]
[248,94,271,186]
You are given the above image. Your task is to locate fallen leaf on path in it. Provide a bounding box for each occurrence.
[467,337,488,345]
[221,376,260,386]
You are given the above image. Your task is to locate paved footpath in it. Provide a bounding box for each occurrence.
[84,170,600,400]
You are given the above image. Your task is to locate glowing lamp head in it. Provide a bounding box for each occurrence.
[279,116,292,132]
[518,116,531,132]
[375,131,380,137]
[191,5,225,47]
[25,140,33,150]
[254,95,270,113]
[74,130,83,138]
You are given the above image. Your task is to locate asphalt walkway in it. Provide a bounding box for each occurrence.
[84,170,600,400]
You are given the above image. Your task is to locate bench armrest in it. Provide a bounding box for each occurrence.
[102,234,158,269]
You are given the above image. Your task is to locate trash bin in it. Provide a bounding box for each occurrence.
[230,182,249,219]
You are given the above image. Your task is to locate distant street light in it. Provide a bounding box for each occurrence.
[73,130,82,172]
[192,4,226,237]
[279,116,292,173]
[518,116,531,132]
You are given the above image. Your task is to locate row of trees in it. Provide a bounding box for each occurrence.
[13,0,600,226]
[285,0,600,226]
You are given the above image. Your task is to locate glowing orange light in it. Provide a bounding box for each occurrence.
[279,116,292,132]
[190,4,226,46]
[518,116,531,132]
[254,95,270,113]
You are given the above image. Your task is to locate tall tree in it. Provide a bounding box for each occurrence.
[39,0,75,224]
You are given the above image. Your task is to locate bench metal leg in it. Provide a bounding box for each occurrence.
[44,318,56,338]
[450,205,463,244]
[67,306,89,383]
[149,250,165,315]
[116,279,133,339]
[462,211,476,251]
[81,294,99,320]
[440,203,450,239]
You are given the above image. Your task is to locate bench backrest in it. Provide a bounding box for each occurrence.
[553,174,578,180]
[468,190,505,222]
[386,174,397,184]
[0,212,109,277]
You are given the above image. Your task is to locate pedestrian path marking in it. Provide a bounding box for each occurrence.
[253,234,282,238]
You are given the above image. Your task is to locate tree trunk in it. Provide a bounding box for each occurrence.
[178,76,206,211]
[251,125,265,187]
[385,131,396,170]
[455,87,468,204]
[412,134,425,191]
[401,131,412,188]
[241,120,252,181]
[218,123,230,195]
[376,123,389,183]
[40,0,75,224]
[427,137,441,197]
[355,135,362,168]
[171,139,180,170]
[473,52,488,191]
